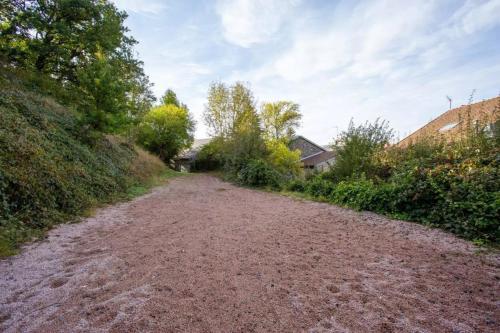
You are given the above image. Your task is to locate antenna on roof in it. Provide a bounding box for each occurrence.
[446,96,452,109]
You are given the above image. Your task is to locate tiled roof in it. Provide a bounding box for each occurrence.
[398,97,499,147]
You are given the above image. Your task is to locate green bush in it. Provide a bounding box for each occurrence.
[304,175,336,198]
[285,178,307,192]
[294,116,500,244]
[388,155,499,241]
[237,159,282,188]
[327,119,393,181]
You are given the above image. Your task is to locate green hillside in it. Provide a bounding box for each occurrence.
[0,71,167,256]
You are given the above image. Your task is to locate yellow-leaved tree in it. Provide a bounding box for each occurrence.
[266,139,303,178]
[138,104,195,162]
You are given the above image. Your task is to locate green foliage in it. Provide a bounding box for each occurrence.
[203,82,266,172]
[287,117,499,243]
[0,0,154,132]
[260,101,301,140]
[137,104,195,162]
[202,82,306,187]
[160,88,188,110]
[193,137,225,171]
[265,139,303,178]
[328,119,393,181]
[0,76,166,257]
[303,175,336,198]
[237,159,282,188]
[285,178,307,192]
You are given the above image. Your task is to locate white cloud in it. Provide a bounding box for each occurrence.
[112,0,167,14]
[449,0,500,35]
[224,0,500,143]
[271,0,439,81]
[215,0,301,47]
[123,0,500,143]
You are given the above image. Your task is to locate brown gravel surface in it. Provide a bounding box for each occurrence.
[1,174,499,332]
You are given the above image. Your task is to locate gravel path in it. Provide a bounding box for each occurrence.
[1,174,499,332]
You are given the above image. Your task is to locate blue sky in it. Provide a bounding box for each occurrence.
[112,0,500,144]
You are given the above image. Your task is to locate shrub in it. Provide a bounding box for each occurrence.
[285,178,307,192]
[304,176,336,198]
[388,154,500,241]
[237,159,282,188]
[330,178,376,210]
[288,118,499,243]
[327,118,393,181]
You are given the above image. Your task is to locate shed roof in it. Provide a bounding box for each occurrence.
[301,150,336,167]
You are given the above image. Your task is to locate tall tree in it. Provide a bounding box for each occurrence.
[260,101,302,141]
[204,81,265,168]
[0,0,155,132]
[204,82,231,138]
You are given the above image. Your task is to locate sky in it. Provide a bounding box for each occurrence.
[112,0,500,144]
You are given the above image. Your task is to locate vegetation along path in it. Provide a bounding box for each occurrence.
[0,175,498,332]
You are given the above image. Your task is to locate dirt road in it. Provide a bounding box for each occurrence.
[1,175,498,332]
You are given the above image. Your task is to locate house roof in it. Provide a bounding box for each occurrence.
[301,150,336,167]
[175,138,211,160]
[290,135,327,155]
[398,96,499,147]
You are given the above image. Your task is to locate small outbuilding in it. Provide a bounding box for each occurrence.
[173,138,211,172]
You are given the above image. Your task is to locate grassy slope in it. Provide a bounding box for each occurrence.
[0,71,178,257]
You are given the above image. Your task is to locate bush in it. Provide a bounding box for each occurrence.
[330,178,376,210]
[327,119,393,181]
[388,154,499,241]
[287,121,500,243]
[237,159,282,188]
[304,176,336,198]
[285,178,307,192]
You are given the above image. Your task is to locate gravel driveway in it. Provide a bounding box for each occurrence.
[1,174,498,332]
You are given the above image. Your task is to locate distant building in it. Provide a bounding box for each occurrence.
[173,138,211,172]
[289,136,336,173]
[398,97,499,147]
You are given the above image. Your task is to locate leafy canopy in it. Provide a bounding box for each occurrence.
[0,0,154,132]
[260,101,302,141]
[138,104,195,162]
[204,82,266,170]
[265,139,303,178]
[160,88,189,110]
